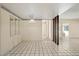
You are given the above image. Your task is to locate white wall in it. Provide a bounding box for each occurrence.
[0,8,12,55]
[49,20,53,40]
[0,8,22,55]
[42,20,53,40]
[42,20,49,40]
[60,19,79,51]
[60,19,79,38]
[21,20,42,40]
[21,20,53,41]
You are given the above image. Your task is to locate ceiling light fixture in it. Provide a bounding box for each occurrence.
[30,19,35,22]
[29,15,35,23]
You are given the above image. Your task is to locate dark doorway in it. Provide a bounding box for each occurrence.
[53,15,59,45]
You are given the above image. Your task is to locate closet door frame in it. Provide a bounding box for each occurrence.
[53,15,59,45]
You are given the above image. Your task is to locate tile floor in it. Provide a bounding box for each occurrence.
[5,40,79,56]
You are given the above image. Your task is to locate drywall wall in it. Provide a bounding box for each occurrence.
[42,20,53,40]
[60,19,79,38]
[42,20,49,40]
[0,8,12,55]
[21,20,42,40]
[21,20,53,41]
[0,7,1,56]
[0,8,22,55]
[60,19,79,51]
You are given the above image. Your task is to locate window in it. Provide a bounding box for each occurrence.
[64,25,69,31]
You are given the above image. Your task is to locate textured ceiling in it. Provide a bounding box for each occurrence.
[60,4,79,19]
[0,3,76,20]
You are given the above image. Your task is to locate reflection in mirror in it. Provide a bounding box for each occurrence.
[59,4,79,55]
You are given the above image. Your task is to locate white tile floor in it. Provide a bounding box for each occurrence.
[5,40,79,56]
